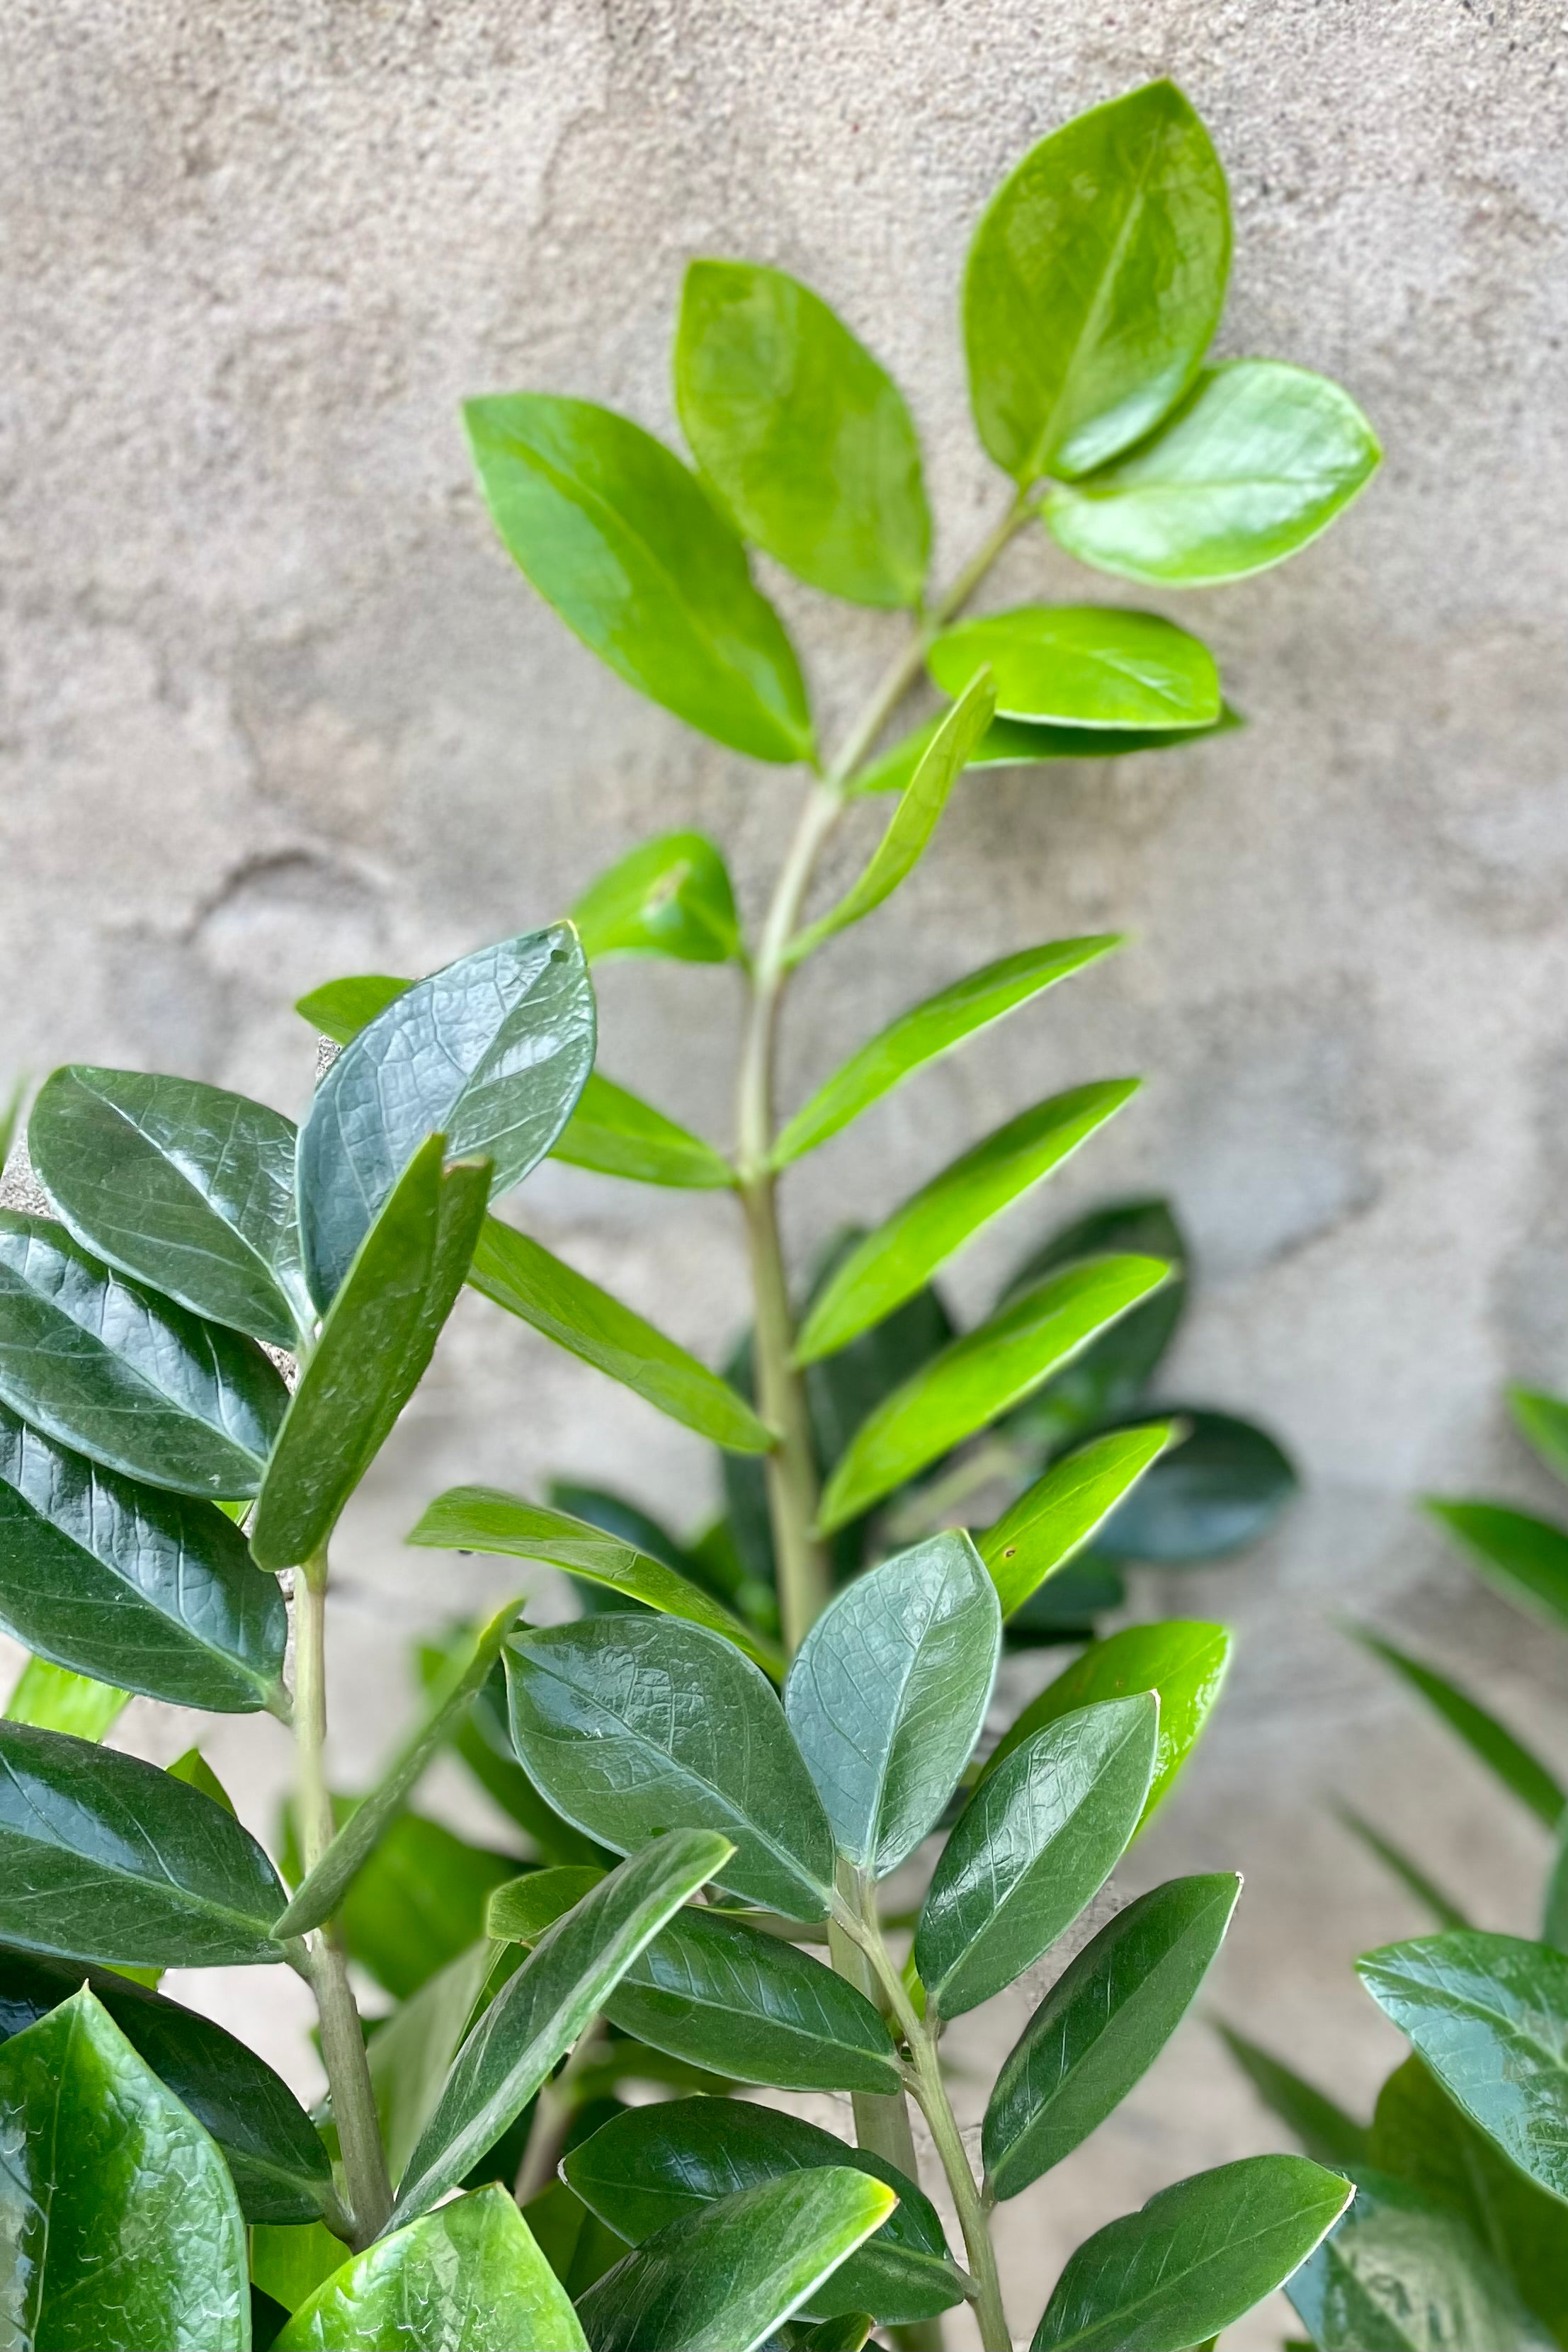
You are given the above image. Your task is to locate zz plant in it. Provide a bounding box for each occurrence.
[0,81,1377,2352]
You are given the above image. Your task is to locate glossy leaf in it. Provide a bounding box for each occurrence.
[851,703,1243,794]
[28,1063,310,1344]
[0,1208,287,1496]
[251,2222,354,2317]
[1334,1805,1472,1932]
[488,1867,606,1943]
[983,1622,1232,1831]
[977,1424,1178,1616]
[1031,2154,1353,2351]
[552,1072,735,1189]
[785,1533,1000,1875]
[773,935,1120,1165]
[1046,361,1380,585]
[676,259,929,608]
[1093,1408,1296,1564]
[506,1615,836,1919]
[467,1217,773,1453]
[390,1829,732,2225]
[1427,1499,1568,1635]
[2,1653,127,1739]
[963,79,1229,483]
[928,604,1221,730]
[410,1487,779,1671]
[1356,1931,1568,2203]
[1286,2168,1555,2352]
[0,1404,286,1712]
[0,1987,249,2350]
[1351,1627,1565,1827]
[1000,1196,1187,1443]
[365,1943,507,2186]
[1217,2026,1370,2171]
[275,2183,588,2351]
[797,1081,1138,1362]
[575,2169,897,2352]
[296,973,410,1045]
[571,830,742,964]
[297,926,593,1308]
[465,392,813,763]
[0,1945,336,2224]
[0,1720,285,1967]
[420,1632,606,1868]
[917,1695,1158,2017]
[250,1137,491,1571]
[1510,1385,1568,1489]
[817,1254,1169,1534]
[985,1875,1239,2198]
[168,1745,235,1812]
[564,2098,964,2324]
[785,673,996,967]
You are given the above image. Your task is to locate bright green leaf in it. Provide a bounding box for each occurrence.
[1510,1386,1568,1489]
[552,1071,735,1189]
[1351,1627,1565,1828]
[928,604,1221,729]
[2,1654,128,1739]
[1426,1499,1568,1636]
[251,2222,355,2316]
[570,830,742,964]
[1217,2024,1370,2171]
[1092,1407,1296,1563]
[166,1746,235,1813]
[999,1196,1186,1445]
[295,973,411,1045]
[487,1867,606,1943]
[977,1423,1178,1616]
[1286,2168,1555,2352]
[851,704,1243,794]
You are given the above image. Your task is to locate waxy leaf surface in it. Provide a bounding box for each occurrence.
[1286,2169,1554,2352]
[928,605,1220,730]
[571,830,742,963]
[977,1423,1177,1616]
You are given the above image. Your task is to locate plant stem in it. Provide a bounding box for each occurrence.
[294,1549,393,2249]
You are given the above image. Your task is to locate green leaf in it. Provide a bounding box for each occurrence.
[522,2177,627,2300]
[295,973,411,1045]
[251,2221,356,2316]
[1286,2168,1555,2352]
[983,1621,1232,1832]
[817,1254,1170,1535]
[390,1829,732,2225]
[1351,1627,1565,1827]
[796,1081,1139,1363]
[3,1654,127,1739]
[409,1488,780,1671]
[467,1217,773,1453]
[1045,361,1380,586]
[676,259,929,610]
[250,1137,491,1571]
[420,1632,606,1867]
[1217,2024,1370,2171]
[575,2168,898,2352]
[1031,2154,1353,2352]
[571,830,743,963]
[488,1868,606,1943]
[963,79,1229,483]
[0,1209,288,1497]
[1547,1824,1568,1953]
[917,1694,1157,2018]
[1356,1931,1568,2204]
[168,1746,236,1812]
[999,1196,1187,1443]
[282,1806,516,2003]
[851,703,1244,793]
[0,1946,337,2224]
[0,1986,249,2351]
[0,1721,285,1967]
[275,1603,524,1940]
[0,1406,286,1712]
[28,1064,311,1345]
[552,1072,735,1189]
[785,1533,1001,1875]
[928,605,1221,730]
[506,1616,836,1919]
[564,2099,963,2325]
[465,392,813,763]
[1427,1499,1568,1635]
[364,1942,500,2187]
[1510,1386,1568,1489]
[298,926,593,1309]
[1093,1408,1297,1563]
[1334,1805,1472,1932]
[977,1424,1178,1616]
[985,1875,1239,2199]
[275,2183,588,2351]
[786,674,996,967]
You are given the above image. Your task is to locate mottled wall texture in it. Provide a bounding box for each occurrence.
[4,0,1567,2336]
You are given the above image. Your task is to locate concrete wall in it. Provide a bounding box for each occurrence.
[4,2,1567,2339]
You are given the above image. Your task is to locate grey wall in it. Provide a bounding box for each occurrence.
[4,2,1567,2338]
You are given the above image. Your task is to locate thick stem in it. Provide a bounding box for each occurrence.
[295,1551,394,2249]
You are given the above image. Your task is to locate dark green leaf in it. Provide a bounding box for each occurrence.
[522,2178,627,2301]
[1002,1560,1127,1648]
[1427,1499,1568,1635]
[28,1064,310,1345]
[1334,1805,1472,1932]
[552,1072,735,1189]
[964,79,1229,483]
[365,1944,500,2183]
[817,1255,1170,1535]
[0,1209,288,1497]
[985,1875,1239,2198]
[773,936,1121,1166]
[274,2183,587,2351]
[1217,2025,1369,2171]
[1093,1408,1297,1564]
[571,831,742,963]
[251,1137,491,1571]
[1000,1197,1187,1445]
[3,1654,127,1739]
[1031,2154,1353,2351]
[929,605,1221,732]
[575,2168,897,2352]
[506,1615,836,1919]
[0,1405,286,1712]
[676,260,929,609]
[1510,1387,1568,1489]
[419,1634,605,1867]
[1351,1627,1565,1827]
[0,1986,249,2350]
[168,1746,235,1812]
[297,926,593,1308]
[391,1829,732,2225]
[0,1721,285,1967]
[917,1695,1157,2018]
[295,973,411,1045]
[785,1533,1000,1875]
[565,2099,963,2324]
[850,704,1243,795]
[977,1424,1178,1616]
[1286,2168,1555,2352]
[467,1217,773,1453]
[465,392,813,763]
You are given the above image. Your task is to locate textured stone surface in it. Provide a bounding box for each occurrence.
[4,2,1567,2339]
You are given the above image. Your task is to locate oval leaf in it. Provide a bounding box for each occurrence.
[552,1072,735,1189]
[1286,2169,1555,2352]
[296,974,410,1046]
[928,605,1220,729]
[571,829,742,963]
[1426,1499,1568,1636]
[1094,1407,1295,1562]
[851,704,1244,794]
[977,1423,1179,1617]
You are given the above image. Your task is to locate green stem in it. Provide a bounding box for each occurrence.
[295,1550,393,2249]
